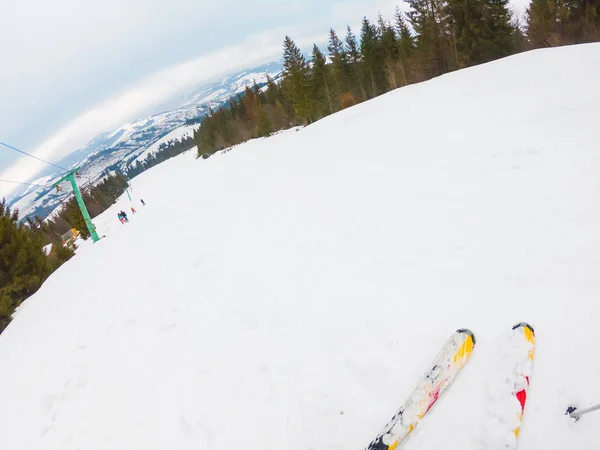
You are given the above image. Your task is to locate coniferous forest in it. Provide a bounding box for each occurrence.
[0,200,74,333]
[0,173,132,333]
[194,0,600,158]
[127,135,196,179]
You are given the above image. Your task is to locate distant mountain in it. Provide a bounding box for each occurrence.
[9,62,282,219]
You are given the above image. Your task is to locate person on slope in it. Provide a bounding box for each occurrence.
[131,206,137,214]
[140,199,146,206]
[118,212,126,224]
[120,210,129,222]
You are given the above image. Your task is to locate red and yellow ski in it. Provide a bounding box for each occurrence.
[510,322,536,446]
[366,329,476,450]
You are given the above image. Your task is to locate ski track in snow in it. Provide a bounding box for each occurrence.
[2,44,600,450]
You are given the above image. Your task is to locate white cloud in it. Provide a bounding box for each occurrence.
[0,31,284,197]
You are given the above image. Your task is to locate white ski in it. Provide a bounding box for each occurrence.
[366,329,476,450]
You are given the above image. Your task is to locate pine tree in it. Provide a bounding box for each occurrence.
[407,0,454,78]
[573,1,600,43]
[526,0,564,47]
[0,199,71,334]
[378,14,400,89]
[446,0,485,66]
[282,36,313,124]
[480,0,516,61]
[395,8,416,84]
[311,44,334,117]
[264,75,281,106]
[527,0,600,47]
[327,28,350,101]
[229,96,239,119]
[62,199,89,239]
[345,25,361,64]
[345,26,367,100]
[257,105,273,137]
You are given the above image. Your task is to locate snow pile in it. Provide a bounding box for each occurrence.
[1,44,600,450]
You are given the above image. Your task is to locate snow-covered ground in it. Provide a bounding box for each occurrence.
[132,124,197,164]
[1,44,600,450]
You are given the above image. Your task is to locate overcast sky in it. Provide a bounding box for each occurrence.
[0,0,530,198]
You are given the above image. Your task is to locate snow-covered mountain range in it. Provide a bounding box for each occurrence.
[9,62,282,219]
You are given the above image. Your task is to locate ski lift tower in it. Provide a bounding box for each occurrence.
[53,167,100,243]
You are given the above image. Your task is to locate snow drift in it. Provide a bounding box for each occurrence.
[1,44,600,450]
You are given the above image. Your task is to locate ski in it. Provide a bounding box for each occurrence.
[509,322,536,447]
[365,329,476,450]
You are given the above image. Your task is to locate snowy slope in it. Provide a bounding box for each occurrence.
[9,62,282,219]
[132,124,197,164]
[1,44,600,450]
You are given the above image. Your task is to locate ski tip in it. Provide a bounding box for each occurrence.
[512,322,535,334]
[456,328,476,345]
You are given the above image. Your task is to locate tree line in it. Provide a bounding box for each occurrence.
[194,0,600,158]
[127,134,197,178]
[0,172,135,333]
[527,0,600,47]
[0,200,74,334]
[1,131,198,333]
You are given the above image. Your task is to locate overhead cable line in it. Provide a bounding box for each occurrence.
[0,179,50,188]
[0,140,67,171]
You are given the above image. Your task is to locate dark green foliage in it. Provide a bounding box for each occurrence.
[128,134,196,179]
[282,36,313,124]
[0,199,74,334]
[311,44,334,118]
[361,17,385,97]
[395,8,416,84]
[191,1,599,159]
[526,0,600,47]
[407,0,452,78]
[194,80,289,158]
[327,28,351,99]
[445,0,515,67]
[344,26,367,100]
[62,200,89,239]
[378,15,400,89]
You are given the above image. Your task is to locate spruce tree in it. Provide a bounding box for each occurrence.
[257,106,273,137]
[407,0,453,78]
[0,199,71,334]
[526,0,563,47]
[345,25,361,64]
[327,28,350,100]
[446,0,485,66]
[345,26,367,100]
[282,36,313,124]
[62,199,89,239]
[481,0,515,61]
[378,15,400,89]
[395,8,416,84]
[527,0,600,47]
[311,44,334,117]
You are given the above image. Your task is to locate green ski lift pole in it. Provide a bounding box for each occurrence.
[54,167,100,242]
